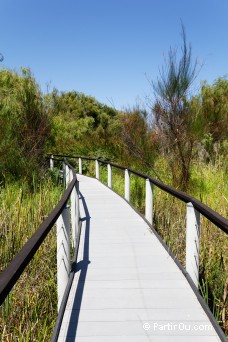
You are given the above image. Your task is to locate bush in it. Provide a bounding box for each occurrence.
[0,68,50,182]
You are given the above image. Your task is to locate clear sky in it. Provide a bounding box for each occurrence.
[0,0,227,110]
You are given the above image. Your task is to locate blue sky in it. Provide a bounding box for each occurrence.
[0,0,227,109]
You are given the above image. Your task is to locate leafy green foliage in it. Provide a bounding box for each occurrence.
[191,77,228,161]
[0,68,50,181]
[200,78,228,141]
[45,90,121,158]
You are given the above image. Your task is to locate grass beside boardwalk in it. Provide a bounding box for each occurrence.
[148,160,227,334]
[0,174,63,341]
[153,160,227,333]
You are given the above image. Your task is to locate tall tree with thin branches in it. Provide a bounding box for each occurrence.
[152,24,199,190]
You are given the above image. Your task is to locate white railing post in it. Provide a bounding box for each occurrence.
[56,204,70,311]
[65,164,70,189]
[50,154,54,169]
[125,169,130,201]
[145,178,153,225]
[75,180,80,235]
[69,170,76,248]
[108,164,112,188]
[62,158,66,185]
[186,202,201,288]
[79,158,82,175]
[95,160,100,180]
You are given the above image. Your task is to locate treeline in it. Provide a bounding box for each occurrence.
[0,67,227,189]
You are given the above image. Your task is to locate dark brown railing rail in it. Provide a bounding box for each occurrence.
[0,161,77,306]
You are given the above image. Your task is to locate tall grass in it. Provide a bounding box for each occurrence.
[0,174,63,341]
[151,159,227,333]
[190,161,228,333]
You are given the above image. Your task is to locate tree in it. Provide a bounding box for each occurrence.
[120,107,160,177]
[191,77,228,160]
[152,25,199,190]
[46,90,119,157]
[0,68,50,180]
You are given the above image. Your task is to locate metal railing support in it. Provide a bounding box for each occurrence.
[108,164,112,188]
[69,170,76,248]
[95,160,100,180]
[65,164,70,189]
[71,166,80,248]
[62,158,66,185]
[186,202,201,288]
[50,154,54,169]
[56,204,70,311]
[145,178,153,225]
[75,180,80,236]
[125,169,130,201]
[79,158,82,174]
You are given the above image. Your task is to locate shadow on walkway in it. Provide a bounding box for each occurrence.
[65,191,91,341]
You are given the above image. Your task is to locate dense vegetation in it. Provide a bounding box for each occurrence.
[0,68,50,182]
[0,33,227,339]
[0,67,227,189]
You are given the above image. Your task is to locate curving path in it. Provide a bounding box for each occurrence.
[57,174,222,342]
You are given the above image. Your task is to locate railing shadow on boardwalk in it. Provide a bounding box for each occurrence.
[65,191,91,341]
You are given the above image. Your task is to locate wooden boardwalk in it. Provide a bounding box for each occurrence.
[57,175,221,342]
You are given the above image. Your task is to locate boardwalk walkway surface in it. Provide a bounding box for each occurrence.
[58,174,221,342]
